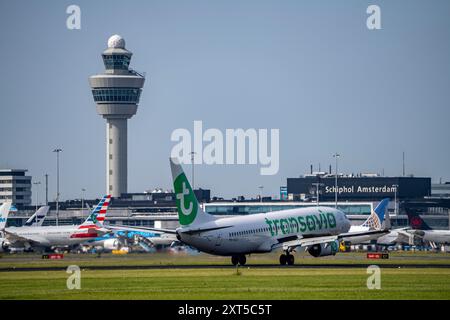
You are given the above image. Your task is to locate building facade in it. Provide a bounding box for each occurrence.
[287,175,431,201]
[0,169,32,206]
[431,182,450,198]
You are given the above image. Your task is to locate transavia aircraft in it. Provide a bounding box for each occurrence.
[1,195,112,251]
[115,158,390,266]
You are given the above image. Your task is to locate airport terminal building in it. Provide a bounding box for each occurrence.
[284,173,449,229]
[0,169,32,206]
[3,170,449,231]
[286,175,431,201]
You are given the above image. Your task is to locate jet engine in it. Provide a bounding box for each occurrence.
[103,238,119,250]
[0,238,10,253]
[307,241,339,257]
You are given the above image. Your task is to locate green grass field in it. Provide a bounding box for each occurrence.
[0,252,449,299]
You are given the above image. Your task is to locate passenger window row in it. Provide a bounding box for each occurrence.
[229,227,270,238]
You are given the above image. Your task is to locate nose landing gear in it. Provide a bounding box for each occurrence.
[231,254,247,266]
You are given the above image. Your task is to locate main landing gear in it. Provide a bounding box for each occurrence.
[279,252,295,265]
[231,255,247,266]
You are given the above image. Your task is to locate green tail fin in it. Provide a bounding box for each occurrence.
[170,158,214,226]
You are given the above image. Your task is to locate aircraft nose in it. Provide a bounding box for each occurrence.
[346,219,351,231]
[342,213,351,232]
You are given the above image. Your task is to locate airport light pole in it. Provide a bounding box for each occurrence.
[53,148,62,226]
[333,153,340,209]
[312,182,324,207]
[259,186,264,203]
[45,174,49,205]
[393,184,399,215]
[81,188,86,216]
[33,181,41,211]
[190,151,197,190]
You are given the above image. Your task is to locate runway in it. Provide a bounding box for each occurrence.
[1,263,450,272]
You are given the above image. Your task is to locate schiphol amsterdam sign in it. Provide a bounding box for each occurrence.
[324,185,398,195]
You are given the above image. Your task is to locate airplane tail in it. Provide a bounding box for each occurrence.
[361,198,389,230]
[170,157,216,227]
[79,195,112,229]
[24,206,50,227]
[406,209,432,230]
[0,202,12,230]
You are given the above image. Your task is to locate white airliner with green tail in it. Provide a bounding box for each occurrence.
[117,158,389,265]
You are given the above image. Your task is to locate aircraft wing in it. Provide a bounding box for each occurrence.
[279,229,390,252]
[338,229,390,239]
[3,230,44,246]
[107,225,177,234]
[397,229,417,244]
[108,224,232,235]
[405,229,425,237]
[180,226,232,235]
[279,235,338,251]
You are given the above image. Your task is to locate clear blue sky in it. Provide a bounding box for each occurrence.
[0,0,449,201]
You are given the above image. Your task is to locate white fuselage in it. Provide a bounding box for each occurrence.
[178,207,350,256]
[342,225,383,244]
[5,225,101,248]
[419,230,450,244]
[377,229,450,246]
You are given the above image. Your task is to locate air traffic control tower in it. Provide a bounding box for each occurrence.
[89,35,146,198]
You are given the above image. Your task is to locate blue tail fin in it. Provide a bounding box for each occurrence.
[407,209,432,230]
[361,198,389,230]
[374,198,389,225]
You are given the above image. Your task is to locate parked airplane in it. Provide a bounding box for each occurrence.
[83,230,177,252]
[0,202,12,252]
[406,209,450,244]
[81,233,121,252]
[24,206,50,227]
[117,158,388,265]
[1,195,112,251]
[375,211,413,246]
[376,209,450,247]
[342,198,389,244]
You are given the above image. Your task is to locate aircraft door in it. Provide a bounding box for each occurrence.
[215,232,222,247]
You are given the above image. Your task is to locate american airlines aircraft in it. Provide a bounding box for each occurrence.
[119,159,388,265]
[1,195,112,251]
